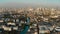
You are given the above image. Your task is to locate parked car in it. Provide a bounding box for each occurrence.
[39,26,50,34]
[0,20,3,23]
[7,22,16,26]
[55,26,60,32]
[2,25,11,31]
[48,25,55,32]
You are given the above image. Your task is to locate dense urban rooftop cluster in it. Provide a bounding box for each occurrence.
[0,8,60,15]
[0,8,60,26]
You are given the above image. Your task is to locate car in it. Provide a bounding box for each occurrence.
[13,26,18,30]
[47,25,55,32]
[7,22,16,26]
[0,20,3,23]
[2,25,11,31]
[39,26,50,34]
[55,26,60,32]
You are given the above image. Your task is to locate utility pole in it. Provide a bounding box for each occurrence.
[37,23,39,34]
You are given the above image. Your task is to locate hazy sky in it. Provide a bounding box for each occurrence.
[0,0,60,8]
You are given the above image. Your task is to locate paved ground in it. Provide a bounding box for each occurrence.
[26,28,60,34]
[50,32,60,34]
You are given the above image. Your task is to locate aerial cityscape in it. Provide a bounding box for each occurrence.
[0,0,60,34]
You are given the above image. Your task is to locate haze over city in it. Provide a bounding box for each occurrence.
[0,0,60,8]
